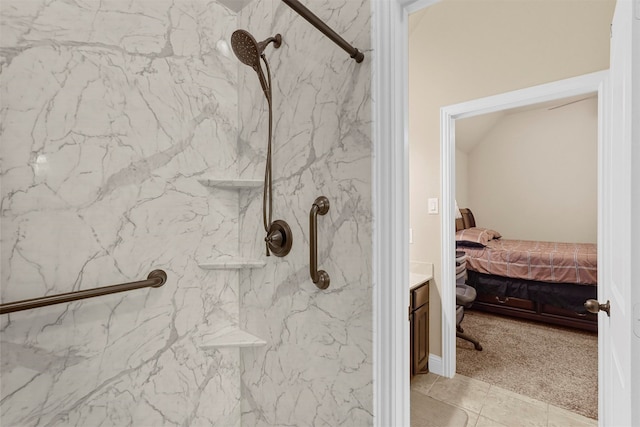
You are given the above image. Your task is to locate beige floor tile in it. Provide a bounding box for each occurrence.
[479,385,548,427]
[486,384,548,409]
[411,390,470,427]
[464,409,480,427]
[418,374,594,427]
[474,415,511,427]
[548,404,598,427]
[411,372,441,395]
[426,374,491,414]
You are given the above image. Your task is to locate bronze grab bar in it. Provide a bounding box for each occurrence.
[309,196,330,289]
[0,270,167,315]
[282,0,364,63]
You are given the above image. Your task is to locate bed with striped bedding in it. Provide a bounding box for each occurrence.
[461,239,597,286]
[456,208,598,332]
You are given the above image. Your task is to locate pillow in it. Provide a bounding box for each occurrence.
[456,227,501,247]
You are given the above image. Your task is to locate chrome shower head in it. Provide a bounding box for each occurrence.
[231,30,282,68]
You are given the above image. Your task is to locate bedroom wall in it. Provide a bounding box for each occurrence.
[455,149,469,207]
[408,0,615,359]
[466,97,598,243]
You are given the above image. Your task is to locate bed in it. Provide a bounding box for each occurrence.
[456,208,598,332]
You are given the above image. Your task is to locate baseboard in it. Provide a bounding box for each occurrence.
[428,354,443,376]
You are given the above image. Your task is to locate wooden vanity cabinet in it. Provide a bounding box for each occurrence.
[410,280,429,377]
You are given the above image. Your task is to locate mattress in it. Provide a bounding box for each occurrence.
[460,239,597,286]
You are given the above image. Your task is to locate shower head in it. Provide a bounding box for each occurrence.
[231,30,282,68]
[231,29,282,101]
[230,30,286,257]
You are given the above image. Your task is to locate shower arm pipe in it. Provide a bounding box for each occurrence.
[281,0,364,63]
[0,270,167,315]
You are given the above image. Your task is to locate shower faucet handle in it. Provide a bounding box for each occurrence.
[265,220,293,257]
[264,227,282,256]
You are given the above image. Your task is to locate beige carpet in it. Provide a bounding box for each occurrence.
[411,390,469,427]
[456,310,598,419]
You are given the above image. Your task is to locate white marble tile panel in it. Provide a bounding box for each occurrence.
[1,1,244,426]
[237,0,373,425]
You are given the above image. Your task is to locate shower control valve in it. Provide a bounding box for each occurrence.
[265,220,293,257]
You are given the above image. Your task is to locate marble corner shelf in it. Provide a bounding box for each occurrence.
[200,328,266,349]
[198,178,262,189]
[198,258,266,270]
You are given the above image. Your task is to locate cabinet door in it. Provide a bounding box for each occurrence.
[412,304,429,375]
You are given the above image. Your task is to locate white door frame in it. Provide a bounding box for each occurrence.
[440,71,607,378]
[371,0,441,425]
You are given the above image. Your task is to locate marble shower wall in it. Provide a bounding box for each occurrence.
[237,1,373,425]
[1,1,245,425]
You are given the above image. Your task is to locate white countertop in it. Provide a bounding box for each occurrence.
[410,272,432,290]
[409,261,434,290]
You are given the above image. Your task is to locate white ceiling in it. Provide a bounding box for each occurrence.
[455,110,504,153]
[455,93,597,153]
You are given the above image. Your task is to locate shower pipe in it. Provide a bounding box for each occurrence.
[281,0,364,63]
[0,270,167,315]
[231,29,293,257]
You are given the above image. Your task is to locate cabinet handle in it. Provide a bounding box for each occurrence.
[310,196,330,289]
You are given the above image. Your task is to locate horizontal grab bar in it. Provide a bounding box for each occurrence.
[0,270,167,315]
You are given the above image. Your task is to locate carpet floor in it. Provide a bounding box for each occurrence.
[456,310,598,420]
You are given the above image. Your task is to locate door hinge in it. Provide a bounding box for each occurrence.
[408,306,411,321]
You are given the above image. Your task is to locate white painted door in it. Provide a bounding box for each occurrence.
[599,1,636,425]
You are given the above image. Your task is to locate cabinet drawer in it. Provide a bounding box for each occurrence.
[412,282,429,309]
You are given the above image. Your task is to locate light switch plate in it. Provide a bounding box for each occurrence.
[428,198,438,214]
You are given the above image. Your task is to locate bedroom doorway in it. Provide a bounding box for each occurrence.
[440,70,606,380]
[451,85,600,420]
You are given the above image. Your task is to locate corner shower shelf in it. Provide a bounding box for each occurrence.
[198,178,262,189]
[200,327,266,349]
[198,258,266,270]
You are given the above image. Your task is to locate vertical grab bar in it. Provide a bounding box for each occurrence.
[309,196,330,289]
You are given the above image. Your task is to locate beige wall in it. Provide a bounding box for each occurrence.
[455,148,469,207]
[408,0,615,357]
[464,98,598,243]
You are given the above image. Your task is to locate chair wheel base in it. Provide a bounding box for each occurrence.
[457,331,483,351]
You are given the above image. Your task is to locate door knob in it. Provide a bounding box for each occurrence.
[584,299,610,317]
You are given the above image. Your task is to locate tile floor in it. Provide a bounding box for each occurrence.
[411,373,597,427]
